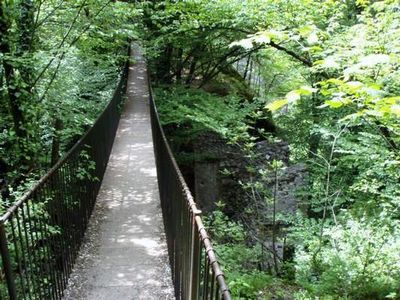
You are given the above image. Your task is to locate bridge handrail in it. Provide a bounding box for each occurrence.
[0,58,129,300]
[149,83,231,300]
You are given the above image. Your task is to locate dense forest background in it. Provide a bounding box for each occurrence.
[1,0,400,299]
[0,0,138,204]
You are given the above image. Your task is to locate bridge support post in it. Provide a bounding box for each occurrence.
[0,221,18,300]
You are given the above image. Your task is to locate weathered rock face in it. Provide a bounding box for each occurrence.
[193,132,243,214]
[255,140,290,164]
[185,131,307,272]
[194,162,219,211]
[192,132,307,219]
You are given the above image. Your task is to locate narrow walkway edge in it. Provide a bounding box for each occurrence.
[63,46,175,300]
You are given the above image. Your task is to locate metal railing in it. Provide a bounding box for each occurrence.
[0,60,129,300]
[149,84,231,300]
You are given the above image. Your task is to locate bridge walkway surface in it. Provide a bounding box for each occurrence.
[63,46,175,299]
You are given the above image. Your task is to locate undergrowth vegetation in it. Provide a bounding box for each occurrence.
[149,0,400,298]
[2,0,400,299]
[1,0,139,197]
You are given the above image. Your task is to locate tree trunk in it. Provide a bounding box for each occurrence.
[243,55,251,80]
[51,118,63,166]
[175,48,184,83]
[0,1,37,174]
[156,44,173,83]
[271,165,279,275]
[18,0,36,86]
[0,4,27,139]
[186,56,198,85]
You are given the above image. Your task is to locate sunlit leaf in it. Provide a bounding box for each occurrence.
[315,58,339,69]
[358,54,390,67]
[286,90,301,102]
[391,105,400,116]
[298,86,317,95]
[325,99,346,108]
[307,32,319,45]
[265,99,288,112]
[229,38,254,49]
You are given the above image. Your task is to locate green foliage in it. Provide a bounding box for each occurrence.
[205,205,296,299]
[205,207,268,298]
[1,0,140,189]
[0,1,141,297]
[291,215,400,299]
[228,271,273,299]
[151,0,400,298]
[76,148,98,182]
[1,0,399,298]
[259,2,400,298]
[155,85,256,145]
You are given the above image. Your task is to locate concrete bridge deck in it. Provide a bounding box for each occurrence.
[63,46,174,300]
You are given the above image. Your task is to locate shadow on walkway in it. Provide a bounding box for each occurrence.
[63,46,174,300]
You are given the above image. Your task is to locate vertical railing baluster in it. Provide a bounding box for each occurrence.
[32,193,59,299]
[55,166,73,279]
[210,269,216,300]
[149,76,231,300]
[15,211,34,299]
[21,206,39,298]
[10,216,27,299]
[190,218,201,299]
[0,221,18,300]
[25,201,46,299]
[0,51,231,300]
[0,51,129,300]
[203,255,210,300]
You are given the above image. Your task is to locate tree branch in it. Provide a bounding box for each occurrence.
[269,41,312,67]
